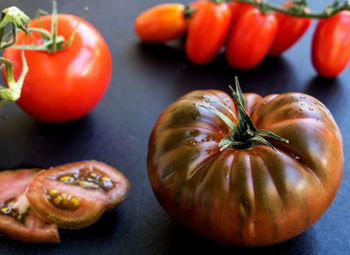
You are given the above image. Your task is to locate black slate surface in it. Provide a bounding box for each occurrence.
[0,0,349,254]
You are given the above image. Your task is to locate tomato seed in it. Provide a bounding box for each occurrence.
[48,189,58,197]
[70,197,80,208]
[59,176,75,184]
[1,207,10,214]
[53,195,63,205]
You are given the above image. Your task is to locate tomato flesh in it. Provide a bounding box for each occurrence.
[0,169,59,243]
[26,161,130,229]
[3,14,112,123]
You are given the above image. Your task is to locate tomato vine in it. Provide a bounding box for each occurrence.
[228,0,350,18]
[0,7,30,107]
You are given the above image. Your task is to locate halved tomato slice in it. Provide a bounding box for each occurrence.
[26,161,130,229]
[0,169,59,243]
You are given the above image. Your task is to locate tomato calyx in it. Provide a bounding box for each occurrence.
[11,0,88,54]
[184,5,197,19]
[198,77,289,151]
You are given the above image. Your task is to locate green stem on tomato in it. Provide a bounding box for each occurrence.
[60,7,88,50]
[12,0,88,53]
[229,0,350,18]
[50,0,58,53]
[197,77,289,152]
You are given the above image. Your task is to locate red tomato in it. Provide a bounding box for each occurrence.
[0,169,59,243]
[312,11,350,78]
[3,14,112,123]
[186,1,232,64]
[269,1,312,56]
[26,161,130,229]
[135,4,187,42]
[226,9,278,69]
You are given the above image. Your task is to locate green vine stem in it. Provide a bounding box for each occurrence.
[229,0,350,18]
[0,6,31,107]
[197,77,289,152]
[11,1,88,53]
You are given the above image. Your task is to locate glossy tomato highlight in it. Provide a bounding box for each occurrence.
[3,14,112,123]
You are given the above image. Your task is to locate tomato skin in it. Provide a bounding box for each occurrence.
[226,9,277,70]
[186,1,232,64]
[312,11,350,78]
[269,2,312,56]
[135,4,187,42]
[26,161,130,229]
[0,169,59,243]
[147,90,343,246]
[228,1,257,26]
[3,14,112,123]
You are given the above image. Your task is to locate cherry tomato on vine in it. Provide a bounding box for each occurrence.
[226,8,278,70]
[134,4,187,42]
[0,169,59,243]
[186,0,232,64]
[312,11,350,78]
[3,14,112,123]
[26,161,130,229]
[269,1,312,56]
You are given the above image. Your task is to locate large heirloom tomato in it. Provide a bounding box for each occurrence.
[0,169,59,243]
[147,81,343,246]
[3,14,112,123]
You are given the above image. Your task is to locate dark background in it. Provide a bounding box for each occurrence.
[0,0,349,254]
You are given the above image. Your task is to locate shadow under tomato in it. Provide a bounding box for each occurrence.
[142,212,318,255]
[133,40,298,96]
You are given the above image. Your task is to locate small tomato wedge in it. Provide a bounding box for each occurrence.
[269,1,312,56]
[226,8,278,70]
[312,11,350,78]
[135,4,187,42]
[0,169,59,243]
[186,0,232,64]
[26,161,130,229]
